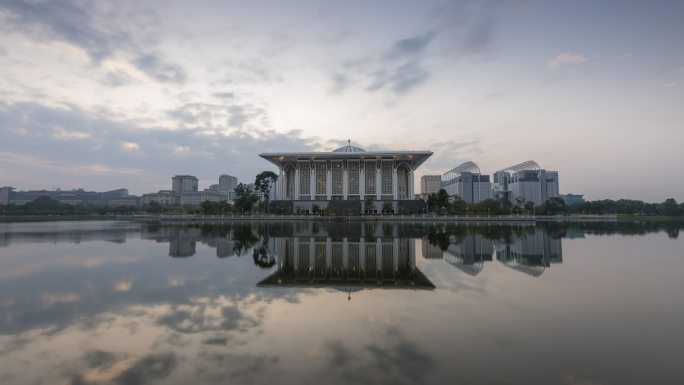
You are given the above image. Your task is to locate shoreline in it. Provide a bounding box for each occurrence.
[3,214,683,223]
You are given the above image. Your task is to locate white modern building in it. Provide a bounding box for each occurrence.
[420,175,442,199]
[141,190,178,206]
[493,160,559,206]
[259,142,432,213]
[180,191,227,206]
[441,161,492,203]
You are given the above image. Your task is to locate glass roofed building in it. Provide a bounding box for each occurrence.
[259,141,432,214]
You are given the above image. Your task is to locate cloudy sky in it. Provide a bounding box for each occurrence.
[1,0,683,201]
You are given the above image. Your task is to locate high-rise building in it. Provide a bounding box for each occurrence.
[0,186,13,205]
[493,160,559,206]
[219,174,238,192]
[172,175,198,194]
[420,175,442,200]
[441,161,492,203]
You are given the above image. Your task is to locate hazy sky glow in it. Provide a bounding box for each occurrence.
[1,0,683,200]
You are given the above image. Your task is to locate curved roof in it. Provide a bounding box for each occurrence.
[333,144,366,153]
[442,161,480,181]
[496,160,540,175]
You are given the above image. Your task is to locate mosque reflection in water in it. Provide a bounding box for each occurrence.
[138,221,576,287]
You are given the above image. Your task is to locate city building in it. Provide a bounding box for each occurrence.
[172,175,198,194]
[420,175,442,200]
[560,194,585,205]
[180,191,227,206]
[259,141,432,214]
[493,160,559,206]
[0,186,13,205]
[141,190,178,206]
[108,196,140,207]
[441,161,492,203]
[219,174,238,192]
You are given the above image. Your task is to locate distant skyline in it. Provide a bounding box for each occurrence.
[1,0,683,201]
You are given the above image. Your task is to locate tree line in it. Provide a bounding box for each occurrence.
[425,189,684,217]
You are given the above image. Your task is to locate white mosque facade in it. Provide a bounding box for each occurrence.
[259,143,432,213]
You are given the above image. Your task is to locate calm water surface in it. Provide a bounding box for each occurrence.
[0,220,683,385]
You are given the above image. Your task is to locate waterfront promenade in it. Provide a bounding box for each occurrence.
[141,213,617,224]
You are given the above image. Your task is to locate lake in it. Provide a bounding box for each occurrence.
[1,220,683,385]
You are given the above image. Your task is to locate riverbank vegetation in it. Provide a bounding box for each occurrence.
[2,189,683,218]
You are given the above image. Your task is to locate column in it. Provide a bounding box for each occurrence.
[342,166,348,199]
[359,239,366,270]
[309,238,315,270]
[294,168,300,200]
[392,168,398,200]
[326,163,332,200]
[408,170,414,199]
[375,164,381,200]
[293,239,299,271]
[359,167,365,200]
[278,168,284,200]
[310,163,315,200]
[326,238,332,268]
[343,238,348,269]
[376,239,382,271]
[393,238,399,272]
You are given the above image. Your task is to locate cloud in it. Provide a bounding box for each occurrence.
[114,280,133,292]
[547,53,589,68]
[212,92,235,100]
[322,327,435,385]
[330,32,434,96]
[114,353,177,385]
[120,142,140,153]
[195,351,279,383]
[0,101,319,193]
[132,54,187,84]
[0,0,127,61]
[384,33,434,60]
[102,70,135,87]
[0,1,186,84]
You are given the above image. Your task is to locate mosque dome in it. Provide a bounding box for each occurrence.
[333,140,366,153]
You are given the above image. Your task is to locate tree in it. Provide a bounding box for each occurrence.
[524,201,535,213]
[147,201,162,215]
[382,201,393,214]
[542,197,566,215]
[200,200,220,215]
[515,196,526,208]
[427,189,449,213]
[234,183,258,213]
[254,171,278,209]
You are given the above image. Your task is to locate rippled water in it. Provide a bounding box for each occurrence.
[1,220,683,385]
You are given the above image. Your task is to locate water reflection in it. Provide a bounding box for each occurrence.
[1,220,683,385]
[427,231,562,277]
